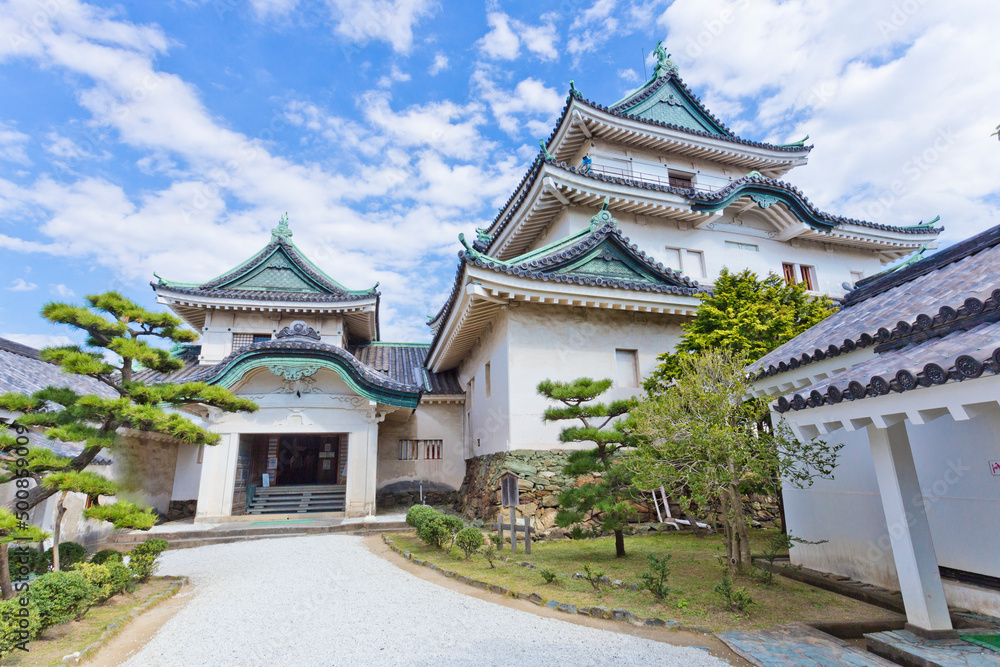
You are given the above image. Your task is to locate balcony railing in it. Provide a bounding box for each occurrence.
[583,163,725,193]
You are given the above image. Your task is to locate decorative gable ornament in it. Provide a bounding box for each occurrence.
[271,212,293,242]
[276,320,321,341]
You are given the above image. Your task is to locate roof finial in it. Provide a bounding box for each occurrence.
[271,212,292,242]
[539,139,555,161]
[589,198,617,230]
[652,40,676,78]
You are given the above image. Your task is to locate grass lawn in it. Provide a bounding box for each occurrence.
[390,529,899,631]
[3,577,175,667]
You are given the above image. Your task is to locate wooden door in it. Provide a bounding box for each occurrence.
[316,435,340,484]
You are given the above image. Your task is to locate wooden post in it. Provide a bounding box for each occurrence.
[510,507,516,553]
[496,515,503,545]
[524,515,531,555]
[652,488,664,523]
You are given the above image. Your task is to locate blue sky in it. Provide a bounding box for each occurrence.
[1,0,997,348]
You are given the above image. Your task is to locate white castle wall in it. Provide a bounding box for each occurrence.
[376,401,465,492]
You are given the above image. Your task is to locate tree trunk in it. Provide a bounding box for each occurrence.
[777,484,788,535]
[614,529,626,558]
[2,447,101,514]
[730,483,752,568]
[718,491,735,572]
[0,543,11,600]
[53,491,67,572]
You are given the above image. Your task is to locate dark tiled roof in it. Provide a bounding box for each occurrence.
[750,234,1000,381]
[774,321,1000,413]
[749,222,1000,413]
[151,284,372,302]
[350,344,463,395]
[0,337,116,398]
[131,358,205,385]
[21,429,113,465]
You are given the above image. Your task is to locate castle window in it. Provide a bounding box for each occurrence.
[425,440,443,460]
[782,263,796,285]
[485,362,492,398]
[668,170,694,188]
[799,265,815,291]
[232,333,271,350]
[615,349,639,388]
[399,440,419,460]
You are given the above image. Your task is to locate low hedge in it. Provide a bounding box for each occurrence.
[35,543,88,574]
[75,562,130,603]
[89,549,124,566]
[128,539,168,582]
[0,596,41,657]
[405,505,438,529]
[414,509,465,549]
[29,570,96,628]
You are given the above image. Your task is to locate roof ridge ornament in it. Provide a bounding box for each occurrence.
[276,320,320,341]
[539,139,555,161]
[652,40,677,78]
[589,198,618,230]
[271,212,293,243]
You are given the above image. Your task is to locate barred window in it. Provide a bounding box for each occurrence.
[399,440,418,460]
[398,439,443,460]
[425,440,443,460]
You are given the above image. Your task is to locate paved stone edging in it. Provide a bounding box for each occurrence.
[61,576,189,665]
[382,533,688,631]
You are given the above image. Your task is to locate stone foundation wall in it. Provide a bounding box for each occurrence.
[460,450,781,532]
[166,499,197,522]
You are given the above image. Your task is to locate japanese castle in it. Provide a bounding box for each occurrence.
[145,45,940,522]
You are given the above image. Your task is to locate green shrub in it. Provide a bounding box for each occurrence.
[0,596,41,659]
[640,553,672,601]
[480,534,498,569]
[104,562,132,596]
[127,538,168,582]
[539,568,558,584]
[454,527,484,559]
[29,571,96,628]
[131,539,168,556]
[89,549,124,566]
[7,546,38,582]
[74,563,115,603]
[35,542,88,574]
[714,573,756,614]
[416,516,451,549]
[583,564,604,592]
[405,505,438,529]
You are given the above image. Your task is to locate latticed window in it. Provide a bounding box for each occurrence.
[232,333,271,350]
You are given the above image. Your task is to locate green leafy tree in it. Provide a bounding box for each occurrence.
[0,510,47,600]
[0,292,257,537]
[626,351,841,572]
[538,378,638,558]
[644,269,834,394]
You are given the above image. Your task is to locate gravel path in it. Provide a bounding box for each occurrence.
[121,535,728,666]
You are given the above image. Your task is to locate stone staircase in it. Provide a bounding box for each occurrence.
[247,484,346,514]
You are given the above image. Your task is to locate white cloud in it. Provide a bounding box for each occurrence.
[249,0,299,18]
[657,0,1000,241]
[474,71,564,137]
[0,0,529,341]
[617,68,640,83]
[325,0,437,54]
[478,12,559,62]
[429,52,449,75]
[50,284,75,297]
[376,64,411,88]
[0,121,29,164]
[0,333,75,349]
[479,12,520,60]
[6,278,37,291]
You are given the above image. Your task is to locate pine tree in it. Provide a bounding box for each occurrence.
[644,269,834,394]
[537,378,637,558]
[0,292,257,545]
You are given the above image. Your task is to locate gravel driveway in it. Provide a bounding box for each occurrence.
[121,535,728,666]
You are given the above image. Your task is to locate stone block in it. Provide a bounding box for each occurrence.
[557,603,578,614]
[590,606,609,619]
[527,593,543,605]
[645,618,665,627]
[544,600,560,609]
[412,559,425,566]
[471,580,488,590]
[611,580,624,589]
[611,609,632,622]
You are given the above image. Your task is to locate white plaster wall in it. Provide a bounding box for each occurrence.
[782,411,1000,617]
[459,311,511,457]
[503,303,686,450]
[529,206,884,299]
[171,443,203,500]
[376,401,466,491]
[199,311,346,363]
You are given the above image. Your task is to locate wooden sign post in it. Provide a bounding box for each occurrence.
[499,472,519,553]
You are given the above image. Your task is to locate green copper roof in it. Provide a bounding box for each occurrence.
[154,215,377,299]
[609,43,731,137]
